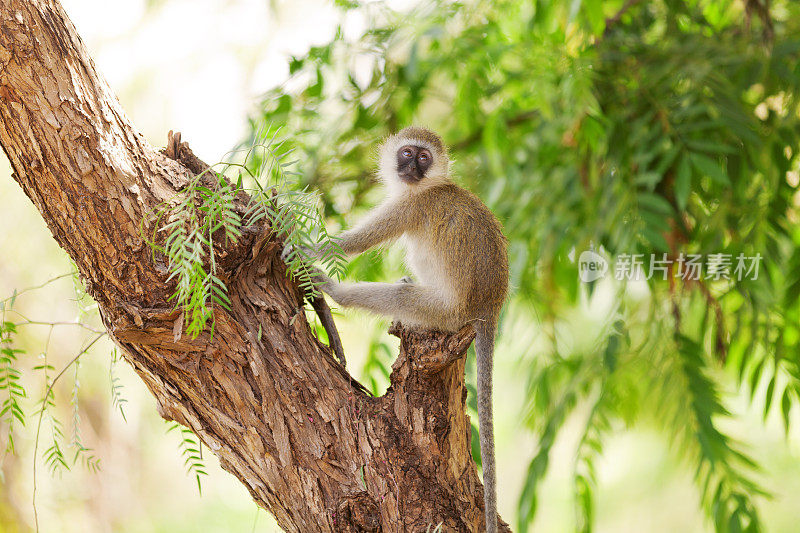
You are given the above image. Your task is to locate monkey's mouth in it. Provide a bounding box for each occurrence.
[398,170,423,183]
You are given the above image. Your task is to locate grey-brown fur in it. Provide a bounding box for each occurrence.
[309,127,508,532]
[397,126,449,158]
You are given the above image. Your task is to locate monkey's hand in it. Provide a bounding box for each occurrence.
[306,264,333,291]
[280,243,316,264]
[280,243,333,295]
[397,276,414,284]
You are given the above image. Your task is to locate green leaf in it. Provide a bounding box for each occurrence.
[763,376,775,421]
[690,152,730,185]
[638,193,674,215]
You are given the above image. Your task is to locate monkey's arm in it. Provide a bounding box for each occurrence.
[283,200,411,262]
[335,201,411,256]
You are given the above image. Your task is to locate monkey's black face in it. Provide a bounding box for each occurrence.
[396,145,432,183]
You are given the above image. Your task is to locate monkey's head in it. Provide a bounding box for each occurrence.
[379,126,451,194]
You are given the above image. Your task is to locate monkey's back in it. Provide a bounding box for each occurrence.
[405,183,509,324]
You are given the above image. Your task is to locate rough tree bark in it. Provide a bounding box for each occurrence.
[0,1,509,531]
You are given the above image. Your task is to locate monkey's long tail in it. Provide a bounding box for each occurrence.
[475,321,498,533]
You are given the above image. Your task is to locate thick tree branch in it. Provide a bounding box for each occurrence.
[160,129,347,367]
[0,1,507,531]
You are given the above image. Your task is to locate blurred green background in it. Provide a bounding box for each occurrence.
[2,0,800,532]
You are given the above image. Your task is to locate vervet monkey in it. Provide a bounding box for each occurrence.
[293,127,508,532]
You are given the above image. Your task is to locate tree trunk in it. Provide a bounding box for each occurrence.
[0,1,508,531]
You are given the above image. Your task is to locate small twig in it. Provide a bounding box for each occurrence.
[667,261,682,330]
[0,271,76,306]
[269,211,347,368]
[696,281,727,363]
[17,321,103,334]
[309,295,346,367]
[32,332,106,533]
[6,310,105,335]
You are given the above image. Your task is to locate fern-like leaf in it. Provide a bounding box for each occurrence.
[167,422,207,495]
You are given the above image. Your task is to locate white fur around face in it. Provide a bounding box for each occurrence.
[378,133,452,198]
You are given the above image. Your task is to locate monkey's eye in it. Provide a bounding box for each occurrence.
[418,153,429,162]
[402,148,413,158]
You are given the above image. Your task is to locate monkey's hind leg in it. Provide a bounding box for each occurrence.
[324,281,457,330]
